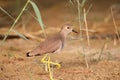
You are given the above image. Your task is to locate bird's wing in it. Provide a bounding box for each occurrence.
[30,37,62,56]
[41,38,62,54]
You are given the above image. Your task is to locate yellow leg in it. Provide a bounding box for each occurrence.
[41,54,61,69]
[44,54,49,72]
[48,56,53,80]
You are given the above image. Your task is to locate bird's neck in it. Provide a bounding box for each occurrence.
[60,30,68,39]
[58,30,67,44]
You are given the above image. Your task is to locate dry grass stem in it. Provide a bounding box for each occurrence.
[111,7,120,42]
[84,8,90,46]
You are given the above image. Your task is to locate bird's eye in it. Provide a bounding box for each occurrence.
[67,26,70,29]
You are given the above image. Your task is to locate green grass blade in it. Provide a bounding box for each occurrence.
[0,7,28,40]
[81,0,86,7]
[30,1,46,38]
[69,0,74,5]
[86,4,92,16]
[0,7,15,20]
[11,30,28,40]
[0,0,31,46]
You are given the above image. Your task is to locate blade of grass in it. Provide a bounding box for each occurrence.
[81,0,86,7]
[25,9,38,21]
[30,1,46,38]
[69,0,74,5]
[84,8,90,46]
[0,7,15,21]
[0,0,31,46]
[81,4,92,26]
[86,4,92,16]
[0,7,28,40]
[82,45,89,68]
[97,41,107,61]
[76,0,83,39]
[111,7,120,42]
[11,29,28,40]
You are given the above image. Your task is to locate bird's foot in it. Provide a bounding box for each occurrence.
[41,54,61,69]
[41,54,61,80]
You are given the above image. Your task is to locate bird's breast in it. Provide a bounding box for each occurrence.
[54,41,64,53]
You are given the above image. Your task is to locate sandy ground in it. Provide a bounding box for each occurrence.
[0,38,120,80]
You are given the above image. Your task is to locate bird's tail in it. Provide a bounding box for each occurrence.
[26,52,31,57]
[26,51,41,57]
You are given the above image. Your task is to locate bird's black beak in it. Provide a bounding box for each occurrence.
[72,29,78,33]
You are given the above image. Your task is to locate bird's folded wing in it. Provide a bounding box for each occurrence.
[30,38,62,55]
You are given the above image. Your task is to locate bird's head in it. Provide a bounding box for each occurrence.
[61,24,78,36]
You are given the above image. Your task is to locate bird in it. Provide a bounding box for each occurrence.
[26,24,77,69]
[26,24,77,57]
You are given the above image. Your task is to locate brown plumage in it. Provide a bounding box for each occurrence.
[26,24,77,57]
